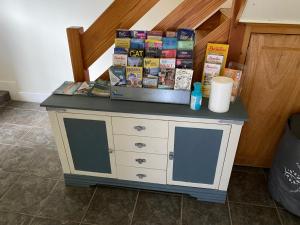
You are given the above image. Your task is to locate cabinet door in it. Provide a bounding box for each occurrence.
[167,121,231,189]
[57,112,116,178]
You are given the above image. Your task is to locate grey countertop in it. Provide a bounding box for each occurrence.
[41,94,247,122]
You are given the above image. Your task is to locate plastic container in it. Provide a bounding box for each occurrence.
[190,82,202,110]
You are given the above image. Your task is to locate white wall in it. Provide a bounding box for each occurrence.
[0,0,113,102]
[240,0,300,24]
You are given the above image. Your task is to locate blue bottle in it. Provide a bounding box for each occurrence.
[190,82,202,110]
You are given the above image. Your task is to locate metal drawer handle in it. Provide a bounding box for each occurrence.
[135,143,146,148]
[135,158,146,164]
[134,125,146,131]
[136,174,147,179]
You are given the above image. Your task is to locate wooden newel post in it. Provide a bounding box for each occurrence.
[66,27,90,82]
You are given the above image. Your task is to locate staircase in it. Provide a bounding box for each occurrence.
[67,0,236,83]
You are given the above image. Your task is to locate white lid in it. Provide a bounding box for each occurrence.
[212,76,233,84]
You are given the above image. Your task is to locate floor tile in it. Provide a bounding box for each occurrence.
[131,191,181,225]
[26,148,62,179]
[182,196,230,225]
[0,123,30,145]
[278,208,300,225]
[232,165,265,174]
[17,127,56,150]
[0,109,16,123]
[228,171,274,206]
[0,169,20,198]
[35,112,52,129]
[6,108,45,126]
[39,181,95,223]
[0,175,56,215]
[0,211,32,225]
[83,187,138,225]
[230,203,281,225]
[7,101,45,111]
[30,217,79,225]
[0,145,38,173]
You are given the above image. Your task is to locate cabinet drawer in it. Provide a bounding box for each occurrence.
[114,135,167,154]
[117,165,166,184]
[112,117,168,138]
[115,151,167,170]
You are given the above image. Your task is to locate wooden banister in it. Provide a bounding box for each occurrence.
[66,27,89,82]
[153,0,226,30]
[81,0,159,68]
[67,0,159,81]
[68,0,234,82]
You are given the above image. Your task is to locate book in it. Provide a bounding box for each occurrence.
[158,68,175,89]
[114,47,128,54]
[161,49,177,58]
[109,66,126,86]
[202,63,222,97]
[144,67,160,77]
[176,59,193,69]
[145,39,162,49]
[177,28,195,41]
[144,58,160,68]
[203,43,229,73]
[115,38,131,49]
[53,81,82,95]
[223,68,243,102]
[147,31,163,40]
[128,49,144,57]
[126,66,143,88]
[116,29,131,38]
[131,30,146,39]
[74,82,94,96]
[160,58,176,69]
[112,54,127,66]
[177,40,194,50]
[174,69,193,90]
[145,48,161,58]
[128,57,143,67]
[143,77,158,88]
[166,31,177,38]
[162,37,177,49]
[130,39,145,49]
[206,54,224,64]
[90,80,110,97]
[177,50,193,59]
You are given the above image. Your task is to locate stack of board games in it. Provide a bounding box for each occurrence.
[110,28,195,91]
[201,43,229,97]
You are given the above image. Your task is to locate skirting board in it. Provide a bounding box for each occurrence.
[64,174,227,203]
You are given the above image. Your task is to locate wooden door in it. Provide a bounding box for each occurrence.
[236,34,300,167]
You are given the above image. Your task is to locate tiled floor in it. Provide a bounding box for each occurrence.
[0,101,299,225]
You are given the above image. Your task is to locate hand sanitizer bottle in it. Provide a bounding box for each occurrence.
[190,82,202,110]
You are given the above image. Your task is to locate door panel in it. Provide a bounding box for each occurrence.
[64,118,111,173]
[58,113,116,178]
[167,121,231,189]
[173,127,223,184]
[236,34,300,167]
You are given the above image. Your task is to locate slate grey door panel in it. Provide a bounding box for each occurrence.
[173,127,223,184]
[63,118,111,174]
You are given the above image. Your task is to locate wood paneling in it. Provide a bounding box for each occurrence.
[67,27,89,82]
[193,11,231,82]
[236,34,300,167]
[153,0,226,30]
[81,0,159,68]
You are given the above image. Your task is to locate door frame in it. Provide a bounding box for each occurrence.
[57,112,117,178]
[167,121,231,189]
